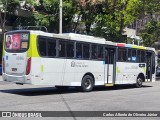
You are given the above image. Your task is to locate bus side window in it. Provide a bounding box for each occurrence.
[38,37,47,56]
[48,38,56,57]
[76,43,82,58]
[118,48,127,62]
[128,49,132,62]
[66,42,74,58]
[140,51,145,62]
[83,43,90,59]
[118,48,122,61]
[132,49,136,62]
[97,46,103,60]
[59,40,66,57]
[137,50,140,62]
[92,45,97,59]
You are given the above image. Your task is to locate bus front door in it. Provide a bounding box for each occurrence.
[146,51,155,81]
[104,48,116,86]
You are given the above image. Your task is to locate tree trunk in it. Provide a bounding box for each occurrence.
[0,0,8,34]
[85,22,91,34]
[73,14,81,33]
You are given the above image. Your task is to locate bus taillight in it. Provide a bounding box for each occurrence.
[26,57,31,75]
[2,58,5,73]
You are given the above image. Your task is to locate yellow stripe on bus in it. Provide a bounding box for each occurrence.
[105,83,114,86]
[132,45,139,49]
[116,67,120,73]
[132,45,146,50]
[143,67,146,73]
[27,34,40,57]
[41,65,44,72]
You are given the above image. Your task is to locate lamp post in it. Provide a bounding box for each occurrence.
[59,0,62,34]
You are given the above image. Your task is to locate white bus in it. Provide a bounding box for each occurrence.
[2,30,156,92]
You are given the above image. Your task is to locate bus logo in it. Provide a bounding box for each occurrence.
[2,112,11,117]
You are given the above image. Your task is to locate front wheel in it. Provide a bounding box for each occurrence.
[135,76,143,88]
[81,75,94,92]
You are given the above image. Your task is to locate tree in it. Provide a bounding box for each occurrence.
[138,0,160,18]
[140,21,160,47]
[0,0,8,33]
[91,0,141,42]
[18,0,77,33]
[136,0,160,46]
[0,0,20,33]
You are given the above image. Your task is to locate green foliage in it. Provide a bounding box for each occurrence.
[124,0,141,25]
[33,12,49,26]
[92,14,122,42]
[138,0,160,16]
[23,0,76,33]
[6,0,160,44]
[25,0,38,6]
[92,0,138,42]
[0,0,20,33]
[7,0,20,13]
[140,21,160,47]
[18,0,144,42]
[0,0,20,12]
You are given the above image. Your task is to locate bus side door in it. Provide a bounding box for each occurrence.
[104,47,116,85]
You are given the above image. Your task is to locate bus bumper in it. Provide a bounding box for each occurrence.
[2,73,31,84]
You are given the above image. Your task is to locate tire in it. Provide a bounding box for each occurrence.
[135,76,143,88]
[55,86,69,90]
[81,75,94,92]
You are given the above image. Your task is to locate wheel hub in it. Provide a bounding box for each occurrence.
[84,79,91,89]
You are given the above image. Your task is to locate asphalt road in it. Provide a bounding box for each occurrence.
[0,76,160,120]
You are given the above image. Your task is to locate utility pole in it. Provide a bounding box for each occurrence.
[59,0,62,34]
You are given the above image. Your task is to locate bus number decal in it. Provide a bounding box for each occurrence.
[71,61,88,67]
[16,56,24,60]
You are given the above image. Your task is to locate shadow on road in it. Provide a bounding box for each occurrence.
[0,84,152,96]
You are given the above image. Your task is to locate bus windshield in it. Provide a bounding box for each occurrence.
[5,33,29,52]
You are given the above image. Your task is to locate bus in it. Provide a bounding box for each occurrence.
[2,30,156,92]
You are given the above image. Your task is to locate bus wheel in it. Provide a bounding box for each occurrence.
[81,75,94,92]
[135,76,143,88]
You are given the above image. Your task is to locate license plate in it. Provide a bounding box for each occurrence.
[12,68,17,72]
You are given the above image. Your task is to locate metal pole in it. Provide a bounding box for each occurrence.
[59,0,62,34]
[132,39,134,45]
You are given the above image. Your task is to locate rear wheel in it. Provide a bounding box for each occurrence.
[135,76,143,88]
[81,75,94,92]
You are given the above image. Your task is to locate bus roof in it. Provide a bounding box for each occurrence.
[5,30,155,51]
